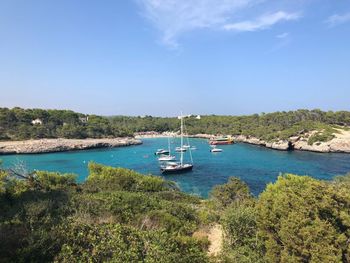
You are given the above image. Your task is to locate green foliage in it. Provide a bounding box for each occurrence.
[308,126,337,145]
[222,202,258,248]
[210,177,252,208]
[86,162,177,193]
[0,164,208,262]
[35,171,77,191]
[54,223,146,262]
[2,160,350,263]
[0,107,134,140]
[219,200,264,262]
[1,107,350,141]
[256,174,350,262]
[333,172,350,187]
[0,165,8,194]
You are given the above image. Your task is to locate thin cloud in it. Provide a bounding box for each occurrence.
[223,11,301,32]
[137,0,302,47]
[276,32,289,39]
[137,0,259,47]
[326,12,350,28]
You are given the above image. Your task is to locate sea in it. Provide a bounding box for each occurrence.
[1,138,350,197]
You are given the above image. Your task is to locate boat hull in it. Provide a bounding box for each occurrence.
[158,156,176,161]
[209,141,234,145]
[161,164,193,174]
[155,151,170,155]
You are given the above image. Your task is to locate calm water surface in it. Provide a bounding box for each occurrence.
[1,138,350,197]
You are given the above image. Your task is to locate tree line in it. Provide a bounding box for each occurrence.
[1,107,350,142]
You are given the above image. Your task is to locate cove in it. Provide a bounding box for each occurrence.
[1,138,350,197]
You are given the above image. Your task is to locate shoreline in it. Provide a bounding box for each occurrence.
[137,132,350,154]
[1,130,350,155]
[0,138,142,155]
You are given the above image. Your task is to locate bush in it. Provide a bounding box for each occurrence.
[210,177,252,208]
[256,174,350,262]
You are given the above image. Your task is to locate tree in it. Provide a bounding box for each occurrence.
[220,201,265,263]
[256,174,350,262]
[210,177,252,208]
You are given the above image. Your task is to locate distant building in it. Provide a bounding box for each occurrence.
[79,116,89,123]
[31,119,43,125]
[196,115,201,120]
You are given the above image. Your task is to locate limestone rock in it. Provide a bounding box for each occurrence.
[0,138,142,155]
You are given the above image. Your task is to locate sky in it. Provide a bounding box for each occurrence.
[0,0,349,116]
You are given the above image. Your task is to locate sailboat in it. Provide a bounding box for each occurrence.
[161,114,193,174]
[158,137,176,161]
[154,149,169,155]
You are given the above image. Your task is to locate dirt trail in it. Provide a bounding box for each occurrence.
[207,224,223,256]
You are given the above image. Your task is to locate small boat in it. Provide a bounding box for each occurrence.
[209,136,234,145]
[175,147,187,152]
[155,149,169,155]
[158,155,176,162]
[210,147,223,152]
[183,144,191,148]
[190,146,197,150]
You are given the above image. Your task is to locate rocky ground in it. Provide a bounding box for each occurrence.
[231,129,350,153]
[0,138,142,154]
[191,130,350,153]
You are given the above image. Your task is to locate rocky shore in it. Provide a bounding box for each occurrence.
[0,138,142,155]
[230,129,350,153]
[92,130,350,154]
[191,131,350,153]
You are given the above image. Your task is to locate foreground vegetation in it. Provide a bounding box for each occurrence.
[1,161,349,262]
[1,107,350,144]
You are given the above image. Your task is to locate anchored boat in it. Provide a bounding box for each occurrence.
[209,136,234,145]
[210,147,223,152]
[155,149,170,155]
[161,114,193,174]
[158,137,176,161]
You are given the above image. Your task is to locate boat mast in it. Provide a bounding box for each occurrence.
[168,136,171,155]
[180,113,183,166]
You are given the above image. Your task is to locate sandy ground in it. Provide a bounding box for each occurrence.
[207,224,223,256]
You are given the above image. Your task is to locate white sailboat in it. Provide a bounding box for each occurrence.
[175,146,187,152]
[161,113,193,174]
[158,137,176,161]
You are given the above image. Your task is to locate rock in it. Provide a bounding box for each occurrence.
[266,140,290,151]
[0,138,142,155]
[232,131,350,153]
[289,136,300,143]
[293,140,331,152]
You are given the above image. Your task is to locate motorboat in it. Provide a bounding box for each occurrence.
[210,146,223,152]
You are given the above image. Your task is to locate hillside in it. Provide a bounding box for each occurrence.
[0,162,350,262]
[1,107,350,147]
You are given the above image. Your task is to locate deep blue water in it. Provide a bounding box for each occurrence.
[1,138,350,197]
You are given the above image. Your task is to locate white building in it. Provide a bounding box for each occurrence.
[31,119,43,125]
[79,116,89,123]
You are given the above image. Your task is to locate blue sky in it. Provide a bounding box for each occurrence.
[0,0,349,116]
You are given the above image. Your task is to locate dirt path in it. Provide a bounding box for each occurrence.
[207,224,223,256]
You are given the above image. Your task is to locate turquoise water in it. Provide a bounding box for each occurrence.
[1,138,350,197]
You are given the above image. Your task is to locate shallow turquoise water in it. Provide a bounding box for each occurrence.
[1,138,350,197]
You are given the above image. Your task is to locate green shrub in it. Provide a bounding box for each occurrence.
[256,174,350,262]
[210,177,252,208]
